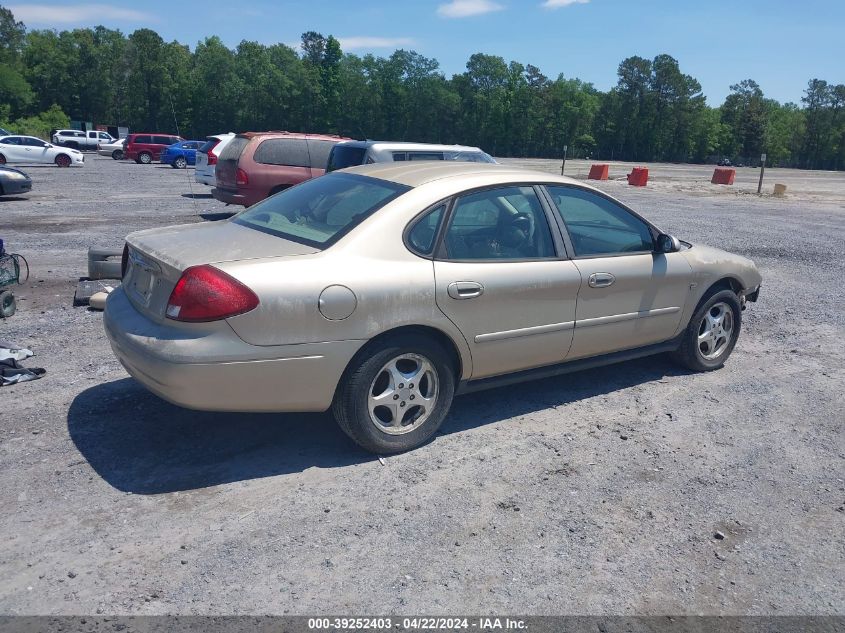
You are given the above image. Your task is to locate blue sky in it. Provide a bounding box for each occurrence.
[7,0,845,105]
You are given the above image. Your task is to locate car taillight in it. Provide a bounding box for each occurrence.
[207,152,217,165]
[121,244,129,279]
[165,265,259,322]
[236,168,249,186]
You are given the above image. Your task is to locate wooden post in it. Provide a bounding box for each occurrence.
[560,145,568,175]
[757,153,767,194]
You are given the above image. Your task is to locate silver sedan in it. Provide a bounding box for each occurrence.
[104,163,761,453]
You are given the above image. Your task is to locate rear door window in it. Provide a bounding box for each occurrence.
[1,137,22,145]
[133,135,151,144]
[253,138,309,167]
[444,186,555,260]
[153,135,172,145]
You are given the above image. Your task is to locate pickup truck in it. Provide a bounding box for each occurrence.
[52,129,116,151]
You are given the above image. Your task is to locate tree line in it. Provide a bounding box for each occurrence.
[1,5,843,169]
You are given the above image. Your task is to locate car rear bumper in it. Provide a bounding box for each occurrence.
[195,172,215,186]
[103,286,363,412]
[211,187,250,206]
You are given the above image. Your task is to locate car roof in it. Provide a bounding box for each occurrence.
[339,161,587,189]
[236,131,351,141]
[337,140,486,153]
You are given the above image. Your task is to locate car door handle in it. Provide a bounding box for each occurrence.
[588,272,615,288]
[447,281,484,300]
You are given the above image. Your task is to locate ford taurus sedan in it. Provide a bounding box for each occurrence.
[104,163,761,453]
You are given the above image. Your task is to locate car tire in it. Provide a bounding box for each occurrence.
[112,149,123,160]
[138,152,152,165]
[670,289,742,372]
[0,290,16,318]
[332,334,456,454]
[173,156,187,169]
[0,153,6,165]
[55,154,72,167]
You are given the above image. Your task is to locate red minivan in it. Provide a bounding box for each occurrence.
[124,133,183,164]
[213,132,351,207]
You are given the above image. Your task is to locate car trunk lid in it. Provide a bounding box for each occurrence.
[123,220,318,321]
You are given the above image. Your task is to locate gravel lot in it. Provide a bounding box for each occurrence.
[1,156,843,615]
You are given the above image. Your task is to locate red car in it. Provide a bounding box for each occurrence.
[213,131,351,207]
[124,133,183,164]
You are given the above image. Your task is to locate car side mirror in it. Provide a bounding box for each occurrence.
[657,233,680,253]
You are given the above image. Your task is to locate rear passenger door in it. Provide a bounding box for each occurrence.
[0,136,25,162]
[432,185,582,379]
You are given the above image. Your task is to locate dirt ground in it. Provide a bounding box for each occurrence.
[0,156,843,616]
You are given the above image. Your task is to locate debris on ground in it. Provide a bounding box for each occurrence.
[0,340,45,386]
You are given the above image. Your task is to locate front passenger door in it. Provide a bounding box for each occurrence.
[23,137,51,162]
[545,185,693,360]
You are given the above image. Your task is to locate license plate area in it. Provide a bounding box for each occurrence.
[126,252,161,306]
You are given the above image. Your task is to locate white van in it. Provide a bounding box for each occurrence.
[326,141,495,172]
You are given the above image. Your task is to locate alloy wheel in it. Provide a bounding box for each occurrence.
[367,353,439,435]
[697,301,734,361]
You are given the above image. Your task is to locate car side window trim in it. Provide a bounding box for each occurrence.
[430,183,569,263]
[402,200,451,259]
[538,183,659,259]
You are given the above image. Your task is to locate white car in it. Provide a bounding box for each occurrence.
[195,133,235,186]
[98,138,127,160]
[0,135,85,167]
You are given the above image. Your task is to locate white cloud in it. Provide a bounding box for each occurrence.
[541,0,590,8]
[8,3,153,24]
[338,36,415,50]
[437,0,504,18]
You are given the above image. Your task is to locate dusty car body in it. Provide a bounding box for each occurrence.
[104,163,761,453]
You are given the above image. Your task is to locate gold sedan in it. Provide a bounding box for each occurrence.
[104,163,761,453]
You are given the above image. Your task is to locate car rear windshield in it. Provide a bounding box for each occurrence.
[327,145,367,172]
[233,173,409,248]
[199,139,219,154]
[219,135,249,164]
